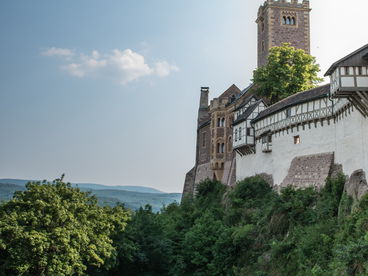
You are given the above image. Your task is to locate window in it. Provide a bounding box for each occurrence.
[286,108,292,118]
[218,117,225,127]
[357,67,362,75]
[247,127,252,136]
[217,143,225,154]
[283,16,296,25]
[294,135,301,144]
[239,127,242,140]
[262,134,272,153]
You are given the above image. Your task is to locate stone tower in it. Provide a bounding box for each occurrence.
[257,0,311,67]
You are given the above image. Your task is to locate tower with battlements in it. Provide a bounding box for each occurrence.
[257,0,311,67]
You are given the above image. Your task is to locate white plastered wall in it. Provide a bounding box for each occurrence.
[236,121,336,185]
[236,109,368,185]
[334,109,368,177]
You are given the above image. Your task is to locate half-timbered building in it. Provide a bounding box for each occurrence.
[234,45,368,190]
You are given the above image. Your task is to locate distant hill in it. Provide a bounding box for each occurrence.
[0,179,164,193]
[0,179,181,212]
[0,183,26,202]
[72,183,164,194]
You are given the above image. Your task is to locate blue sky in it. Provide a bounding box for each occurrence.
[0,0,367,192]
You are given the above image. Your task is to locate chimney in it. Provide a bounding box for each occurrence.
[198,87,210,126]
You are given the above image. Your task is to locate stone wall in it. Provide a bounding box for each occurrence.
[280,152,334,189]
[182,166,196,196]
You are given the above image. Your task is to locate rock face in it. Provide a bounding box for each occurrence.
[345,169,368,202]
[281,152,334,190]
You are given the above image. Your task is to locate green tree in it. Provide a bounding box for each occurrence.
[111,205,173,276]
[0,178,130,276]
[253,43,323,104]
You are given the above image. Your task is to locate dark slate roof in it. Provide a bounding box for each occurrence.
[226,83,255,107]
[218,84,242,99]
[325,44,368,76]
[234,94,260,111]
[233,100,262,125]
[252,84,330,123]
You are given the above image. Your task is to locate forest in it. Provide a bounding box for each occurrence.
[1,175,368,275]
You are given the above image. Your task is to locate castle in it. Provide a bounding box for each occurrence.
[183,0,368,196]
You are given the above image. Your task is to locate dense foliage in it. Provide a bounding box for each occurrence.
[0,178,130,276]
[253,43,323,104]
[2,175,368,275]
[108,176,368,275]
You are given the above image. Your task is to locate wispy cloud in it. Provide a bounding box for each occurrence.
[42,47,179,84]
[41,47,74,57]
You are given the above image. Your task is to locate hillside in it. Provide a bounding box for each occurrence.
[0,179,164,194]
[0,180,180,211]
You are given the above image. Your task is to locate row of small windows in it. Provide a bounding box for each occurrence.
[282,16,296,25]
[340,66,368,76]
[234,127,253,141]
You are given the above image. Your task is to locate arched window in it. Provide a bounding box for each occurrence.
[217,118,221,127]
[221,118,225,127]
[221,143,225,153]
[286,17,291,25]
[282,16,287,25]
[291,17,296,25]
